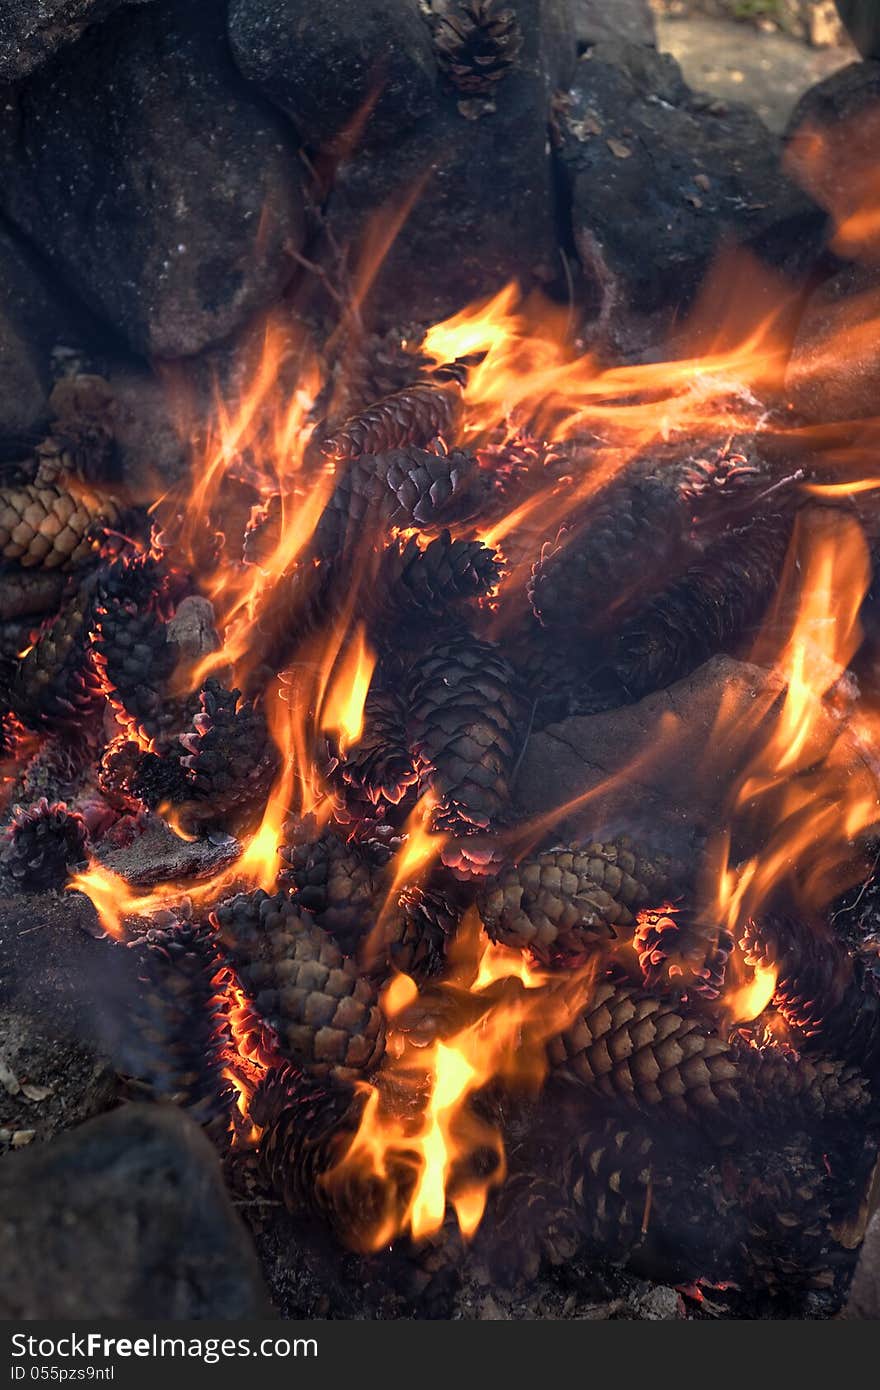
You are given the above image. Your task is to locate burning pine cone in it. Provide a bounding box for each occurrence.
[178,680,279,831]
[369,883,460,981]
[478,841,679,964]
[90,554,180,745]
[429,0,523,95]
[0,568,64,623]
[336,687,417,809]
[321,378,463,462]
[1,798,87,890]
[407,629,522,837]
[635,908,734,1000]
[0,482,118,569]
[549,978,869,1129]
[212,890,385,1078]
[10,585,103,730]
[376,530,501,624]
[280,820,377,957]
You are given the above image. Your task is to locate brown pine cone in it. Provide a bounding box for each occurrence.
[177,680,279,831]
[321,379,463,462]
[430,0,523,95]
[407,629,523,836]
[549,979,869,1128]
[635,908,734,1000]
[337,687,417,809]
[376,530,501,623]
[0,568,64,622]
[10,587,103,730]
[212,890,385,1078]
[742,914,880,1078]
[0,482,119,569]
[98,736,190,811]
[279,818,376,956]
[251,1063,396,1250]
[478,841,678,964]
[1,798,88,890]
[121,921,234,1136]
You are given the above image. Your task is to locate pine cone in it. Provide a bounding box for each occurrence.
[10,587,103,730]
[121,921,234,1135]
[549,978,869,1128]
[742,914,880,1077]
[337,687,417,808]
[98,736,190,811]
[566,1119,658,1265]
[479,1169,580,1285]
[478,841,678,964]
[212,890,385,1078]
[528,449,770,636]
[321,379,463,462]
[430,0,523,95]
[635,908,734,1000]
[0,568,64,622]
[377,530,501,621]
[90,554,180,744]
[407,630,523,835]
[0,482,119,569]
[12,732,90,804]
[1,798,87,890]
[177,680,279,830]
[280,820,376,956]
[610,516,792,698]
[34,376,118,486]
[370,883,459,981]
[251,1063,395,1250]
[314,446,484,558]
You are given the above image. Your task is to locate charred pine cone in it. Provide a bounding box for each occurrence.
[12,732,90,804]
[407,630,522,836]
[549,979,869,1129]
[279,820,376,957]
[610,516,792,698]
[0,482,119,569]
[10,587,103,730]
[212,890,385,1078]
[376,530,501,623]
[178,680,279,831]
[321,379,463,462]
[336,687,417,809]
[742,914,880,1077]
[98,737,189,811]
[1,798,87,890]
[252,1063,393,1251]
[429,0,523,95]
[369,883,459,982]
[478,842,678,964]
[90,554,180,744]
[635,908,734,1000]
[122,921,233,1135]
[528,448,770,636]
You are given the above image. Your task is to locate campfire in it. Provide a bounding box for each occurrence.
[3,0,880,1324]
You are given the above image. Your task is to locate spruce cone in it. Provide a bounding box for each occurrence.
[10,587,103,729]
[478,842,678,964]
[370,883,459,981]
[0,482,119,569]
[12,732,89,804]
[178,680,279,830]
[98,737,189,811]
[742,914,880,1077]
[0,568,64,622]
[480,1169,580,1285]
[338,687,417,808]
[610,516,792,697]
[90,555,179,744]
[1,798,87,890]
[430,0,523,95]
[314,446,484,558]
[528,449,769,636]
[407,630,522,835]
[635,908,734,1000]
[377,530,501,621]
[122,921,233,1134]
[212,890,385,1078]
[566,1119,658,1265]
[280,821,376,956]
[321,379,463,462]
[549,978,869,1128]
[252,1063,395,1250]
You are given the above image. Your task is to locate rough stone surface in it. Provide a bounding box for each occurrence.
[573,0,655,50]
[0,0,305,358]
[557,40,827,319]
[0,0,150,80]
[107,365,190,488]
[0,1104,272,1317]
[0,1007,116,1146]
[321,0,575,326]
[836,0,880,57]
[786,60,880,249]
[227,0,438,149]
[846,1207,880,1317]
[786,261,880,422]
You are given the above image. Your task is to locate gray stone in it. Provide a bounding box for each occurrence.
[0,1104,272,1317]
[557,40,827,319]
[0,0,305,358]
[845,1206,880,1317]
[321,0,575,327]
[786,261,880,423]
[572,0,655,50]
[0,0,150,80]
[228,0,438,149]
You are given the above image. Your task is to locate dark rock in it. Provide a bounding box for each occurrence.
[0,0,149,80]
[228,0,438,149]
[836,0,880,57]
[320,0,575,326]
[846,1207,880,1317]
[0,1,305,358]
[0,1104,271,1317]
[557,41,827,320]
[786,261,880,422]
[572,0,655,51]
